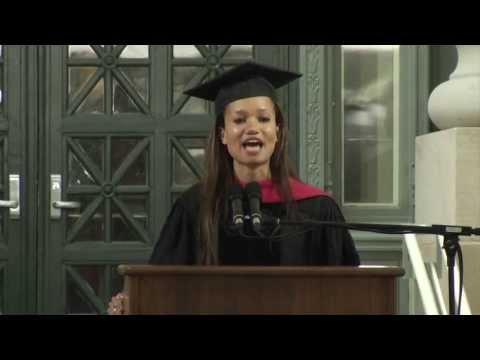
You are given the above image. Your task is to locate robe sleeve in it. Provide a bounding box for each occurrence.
[149,198,197,265]
[310,196,361,266]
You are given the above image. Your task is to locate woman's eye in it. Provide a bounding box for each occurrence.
[259,116,270,122]
[234,118,245,124]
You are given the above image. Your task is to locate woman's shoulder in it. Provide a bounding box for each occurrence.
[175,183,202,211]
[179,182,202,199]
[297,192,339,208]
[296,191,344,220]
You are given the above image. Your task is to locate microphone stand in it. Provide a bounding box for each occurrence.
[273,220,477,315]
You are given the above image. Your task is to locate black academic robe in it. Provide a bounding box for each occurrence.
[149,184,360,266]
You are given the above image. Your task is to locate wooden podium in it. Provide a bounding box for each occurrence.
[118,265,404,315]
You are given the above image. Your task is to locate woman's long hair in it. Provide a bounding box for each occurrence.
[198,103,298,265]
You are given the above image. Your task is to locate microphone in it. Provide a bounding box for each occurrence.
[228,183,245,232]
[245,182,262,234]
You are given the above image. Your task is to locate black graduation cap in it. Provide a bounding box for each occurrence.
[183,61,302,117]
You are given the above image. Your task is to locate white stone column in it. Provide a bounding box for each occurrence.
[416,128,480,313]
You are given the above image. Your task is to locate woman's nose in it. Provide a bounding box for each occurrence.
[245,118,260,134]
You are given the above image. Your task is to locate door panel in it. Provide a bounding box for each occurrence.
[43,45,158,314]
[0,46,28,314]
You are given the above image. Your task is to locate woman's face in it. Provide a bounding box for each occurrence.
[221,96,279,173]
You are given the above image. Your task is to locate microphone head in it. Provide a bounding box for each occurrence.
[229,183,244,201]
[245,182,262,200]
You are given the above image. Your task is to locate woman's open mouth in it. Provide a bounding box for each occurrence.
[242,139,264,154]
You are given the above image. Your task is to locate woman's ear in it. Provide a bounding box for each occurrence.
[219,128,226,144]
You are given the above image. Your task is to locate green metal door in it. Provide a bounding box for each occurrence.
[37,45,294,314]
[0,46,31,314]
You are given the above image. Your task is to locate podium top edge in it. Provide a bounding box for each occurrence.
[117,265,405,277]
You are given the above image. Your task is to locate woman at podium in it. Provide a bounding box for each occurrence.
[108,61,360,314]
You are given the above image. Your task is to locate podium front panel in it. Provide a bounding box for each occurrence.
[119,266,404,315]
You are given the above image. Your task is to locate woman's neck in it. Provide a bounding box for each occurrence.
[234,163,271,184]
